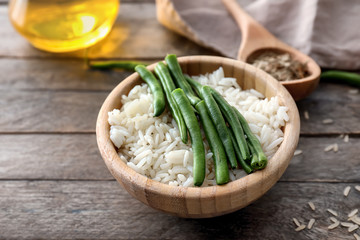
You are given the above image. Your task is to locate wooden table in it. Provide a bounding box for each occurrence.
[1,1,359,239]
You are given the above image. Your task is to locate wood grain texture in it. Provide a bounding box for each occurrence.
[0,90,107,132]
[0,135,358,182]
[0,58,130,91]
[0,181,359,240]
[96,56,300,218]
[0,3,217,59]
[297,83,360,134]
[0,134,113,180]
[281,136,360,182]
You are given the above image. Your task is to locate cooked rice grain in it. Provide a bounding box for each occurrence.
[109,67,288,187]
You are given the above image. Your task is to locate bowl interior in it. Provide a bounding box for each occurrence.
[96,55,300,218]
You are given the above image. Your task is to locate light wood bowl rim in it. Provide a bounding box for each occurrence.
[96,55,300,216]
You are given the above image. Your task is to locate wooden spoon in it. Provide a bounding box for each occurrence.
[222,0,321,100]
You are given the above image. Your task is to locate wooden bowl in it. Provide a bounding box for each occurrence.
[96,55,300,218]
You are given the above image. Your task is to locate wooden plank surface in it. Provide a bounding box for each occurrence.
[297,83,360,134]
[0,58,131,91]
[1,134,358,182]
[0,181,359,240]
[0,3,217,59]
[0,134,112,180]
[0,91,107,133]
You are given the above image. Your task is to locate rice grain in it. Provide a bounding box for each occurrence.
[348,225,359,233]
[355,186,360,192]
[327,209,338,217]
[344,186,351,197]
[322,118,334,124]
[304,110,309,120]
[307,218,315,229]
[294,150,303,156]
[308,201,316,211]
[348,209,358,218]
[328,221,340,230]
[354,233,360,240]
[293,218,301,227]
[344,134,349,143]
[295,225,306,232]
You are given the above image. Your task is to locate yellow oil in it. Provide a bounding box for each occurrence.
[9,0,119,52]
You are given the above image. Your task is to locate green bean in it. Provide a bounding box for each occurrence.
[165,54,201,106]
[321,70,360,87]
[185,75,203,98]
[196,100,229,185]
[134,65,165,117]
[201,86,238,168]
[210,88,250,161]
[154,62,188,144]
[88,60,147,71]
[233,107,267,170]
[172,89,205,186]
[227,127,253,174]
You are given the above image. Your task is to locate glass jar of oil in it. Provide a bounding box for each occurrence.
[9,0,119,52]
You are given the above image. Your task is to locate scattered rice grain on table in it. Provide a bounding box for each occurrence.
[349,216,360,225]
[328,221,340,230]
[344,135,349,143]
[307,218,315,229]
[349,209,359,218]
[355,186,360,192]
[327,209,338,217]
[348,89,359,95]
[322,118,334,124]
[341,222,354,227]
[295,225,306,232]
[304,110,309,120]
[330,217,338,223]
[348,225,359,232]
[344,186,351,197]
[108,67,288,187]
[293,218,301,227]
[308,201,316,211]
[354,233,360,240]
[294,150,303,156]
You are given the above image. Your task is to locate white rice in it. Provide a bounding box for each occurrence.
[108,67,288,187]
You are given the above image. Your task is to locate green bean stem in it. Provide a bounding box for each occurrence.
[201,86,238,168]
[227,127,253,174]
[233,107,267,170]
[321,71,360,87]
[88,60,147,71]
[165,54,201,106]
[172,89,205,186]
[210,88,250,161]
[196,100,230,185]
[134,65,166,117]
[154,62,188,144]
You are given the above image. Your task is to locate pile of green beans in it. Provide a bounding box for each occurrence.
[127,54,269,186]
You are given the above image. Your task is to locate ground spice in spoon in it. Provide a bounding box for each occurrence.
[250,51,310,81]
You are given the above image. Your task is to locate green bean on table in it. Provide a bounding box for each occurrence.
[165,54,201,106]
[154,62,188,144]
[88,60,147,71]
[321,70,360,88]
[172,88,205,186]
[233,107,267,170]
[196,100,229,185]
[201,85,238,169]
[210,88,250,162]
[134,65,165,117]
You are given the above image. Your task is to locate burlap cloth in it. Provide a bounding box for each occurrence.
[156,0,360,70]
